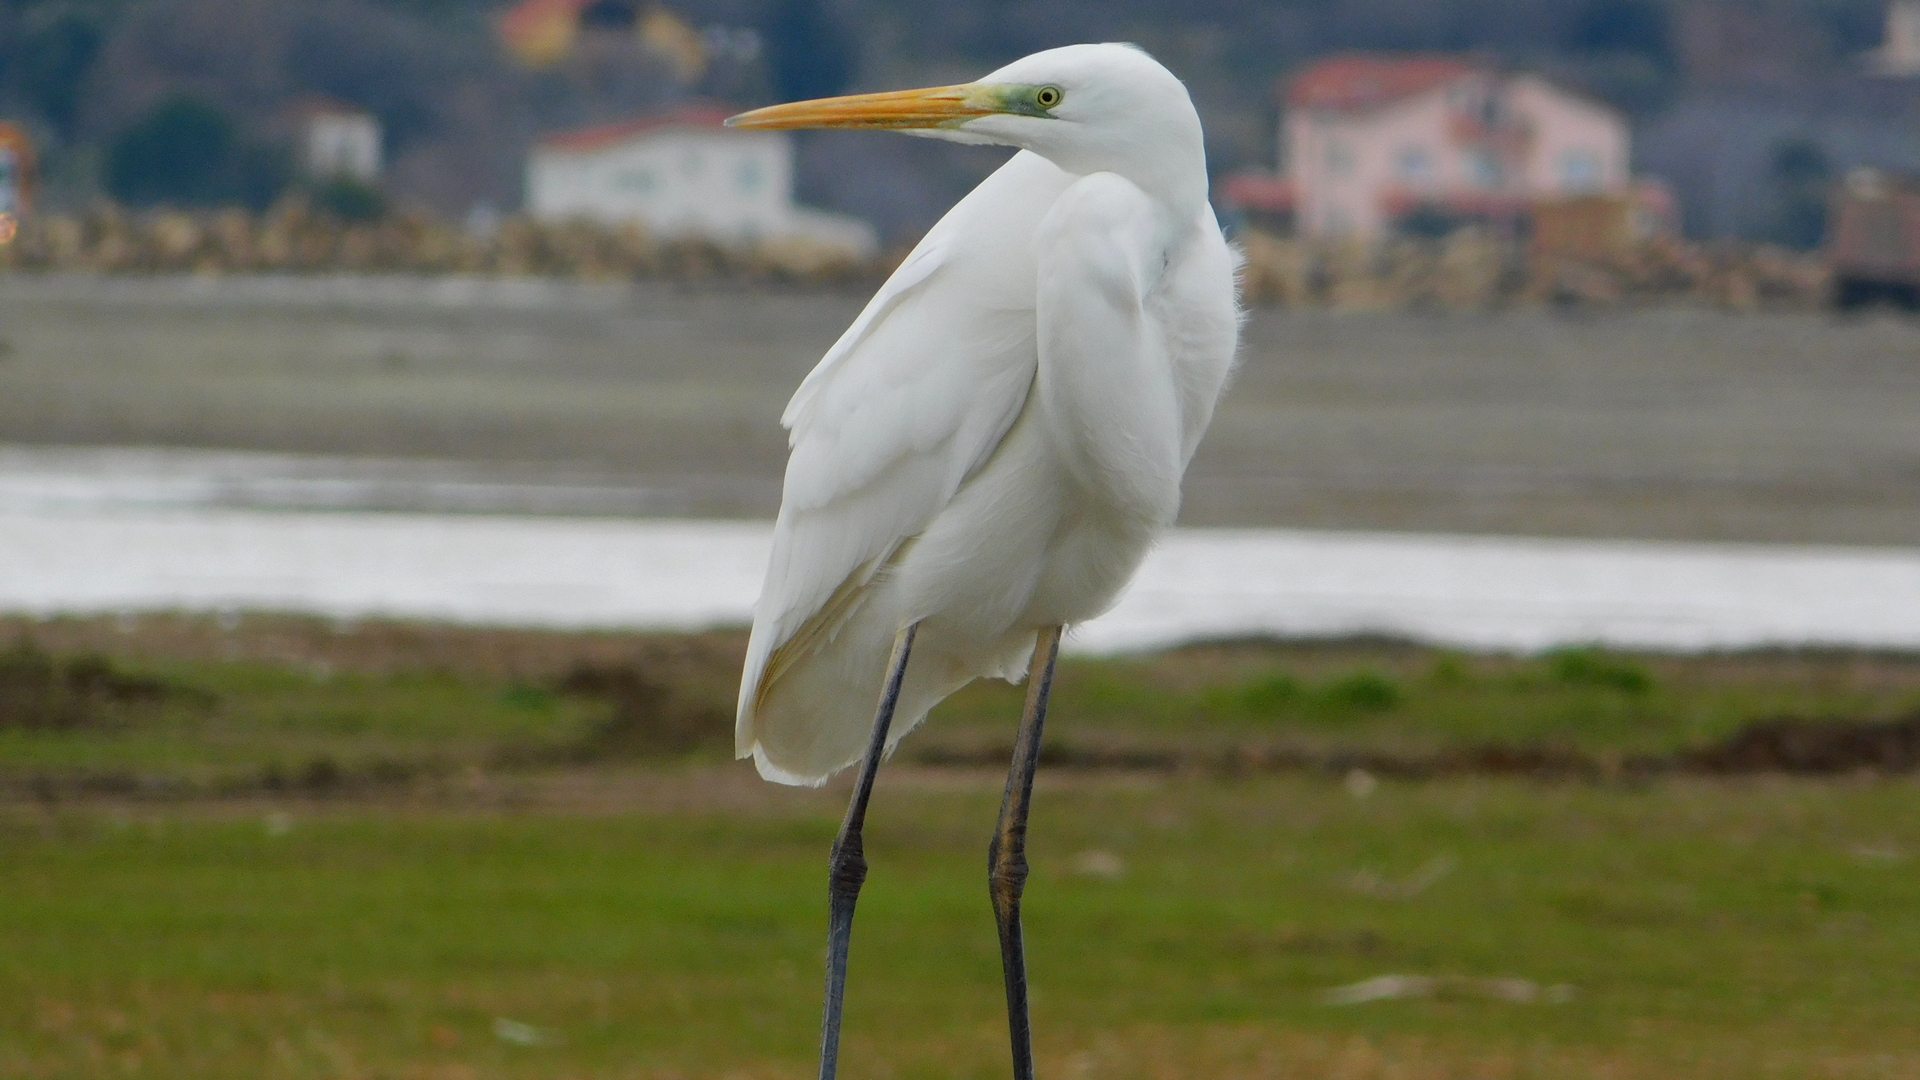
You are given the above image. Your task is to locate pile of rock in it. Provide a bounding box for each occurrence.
[0,197,887,284]
[0,200,1835,309]
[1237,229,1832,311]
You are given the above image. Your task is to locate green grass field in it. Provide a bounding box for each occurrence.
[6,776,1920,1079]
[4,615,1920,1078]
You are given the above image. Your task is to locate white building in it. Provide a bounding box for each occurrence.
[303,104,382,182]
[526,105,877,256]
[0,121,33,217]
[1869,1,1920,75]
[0,144,22,218]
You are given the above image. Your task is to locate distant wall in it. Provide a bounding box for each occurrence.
[528,128,794,242]
[1286,72,1632,240]
[1638,85,1920,241]
[1507,77,1630,196]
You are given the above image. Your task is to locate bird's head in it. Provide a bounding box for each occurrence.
[727,43,1206,208]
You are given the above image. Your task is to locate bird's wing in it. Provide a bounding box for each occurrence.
[737,152,1073,743]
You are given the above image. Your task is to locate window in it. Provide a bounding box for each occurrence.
[616,169,658,194]
[736,159,763,192]
[1559,149,1602,192]
[1468,149,1502,189]
[1325,141,1354,176]
[1395,145,1435,185]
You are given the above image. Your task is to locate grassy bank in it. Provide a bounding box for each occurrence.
[6,614,1920,793]
[5,774,1919,1079]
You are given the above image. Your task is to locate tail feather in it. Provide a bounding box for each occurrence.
[738,585,1034,786]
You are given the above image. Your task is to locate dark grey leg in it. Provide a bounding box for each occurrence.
[988,625,1063,1080]
[817,622,918,1080]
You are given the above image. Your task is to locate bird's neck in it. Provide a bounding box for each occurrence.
[1044,127,1210,227]
[1121,158,1209,227]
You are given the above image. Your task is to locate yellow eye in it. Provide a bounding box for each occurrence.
[1035,85,1063,109]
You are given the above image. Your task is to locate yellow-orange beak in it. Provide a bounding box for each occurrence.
[726,85,998,131]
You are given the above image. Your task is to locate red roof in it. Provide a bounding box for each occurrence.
[537,105,741,152]
[1286,54,1479,111]
[1377,186,1530,221]
[499,0,589,40]
[288,95,374,120]
[1217,172,1295,212]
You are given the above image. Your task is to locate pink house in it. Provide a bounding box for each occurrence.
[1259,55,1631,240]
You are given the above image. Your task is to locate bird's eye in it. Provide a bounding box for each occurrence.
[1035,85,1063,109]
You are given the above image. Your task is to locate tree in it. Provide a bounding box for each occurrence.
[309,176,386,221]
[103,96,288,209]
[1559,0,1677,115]
[10,9,106,138]
[1564,0,1671,62]
[763,0,854,103]
[1767,137,1831,251]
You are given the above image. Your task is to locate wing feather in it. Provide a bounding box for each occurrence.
[780,237,948,433]
[737,152,1076,756]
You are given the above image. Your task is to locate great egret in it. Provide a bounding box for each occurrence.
[728,42,1240,1080]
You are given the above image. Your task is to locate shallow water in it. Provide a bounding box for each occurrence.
[5,501,1917,654]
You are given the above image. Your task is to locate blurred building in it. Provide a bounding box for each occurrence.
[1675,2,1831,89]
[1530,190,1677,262]
[1640,0,1920,246]
[0,122,32,220]
[1830,168,1920,307]
[526,104,878,255]
[302,103,382,183]
[499,0,706,77]
[1229,55,1633,241]
[1868,1,1920,76]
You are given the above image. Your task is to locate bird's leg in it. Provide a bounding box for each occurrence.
[817,622,918,1080]
[988,625,1063,1080]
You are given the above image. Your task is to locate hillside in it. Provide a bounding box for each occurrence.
[0,0,1904,241]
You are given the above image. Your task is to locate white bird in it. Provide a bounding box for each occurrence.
[727,42,1240,1080]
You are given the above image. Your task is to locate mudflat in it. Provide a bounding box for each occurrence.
[3,273,1919,542]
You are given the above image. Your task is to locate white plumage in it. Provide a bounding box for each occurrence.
[732,43,1242,785]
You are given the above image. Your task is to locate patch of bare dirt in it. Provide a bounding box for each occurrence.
[0,612,748,683]
[916,712,1920,781]
[1683,714,1920,774]
[0,641,213,731]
